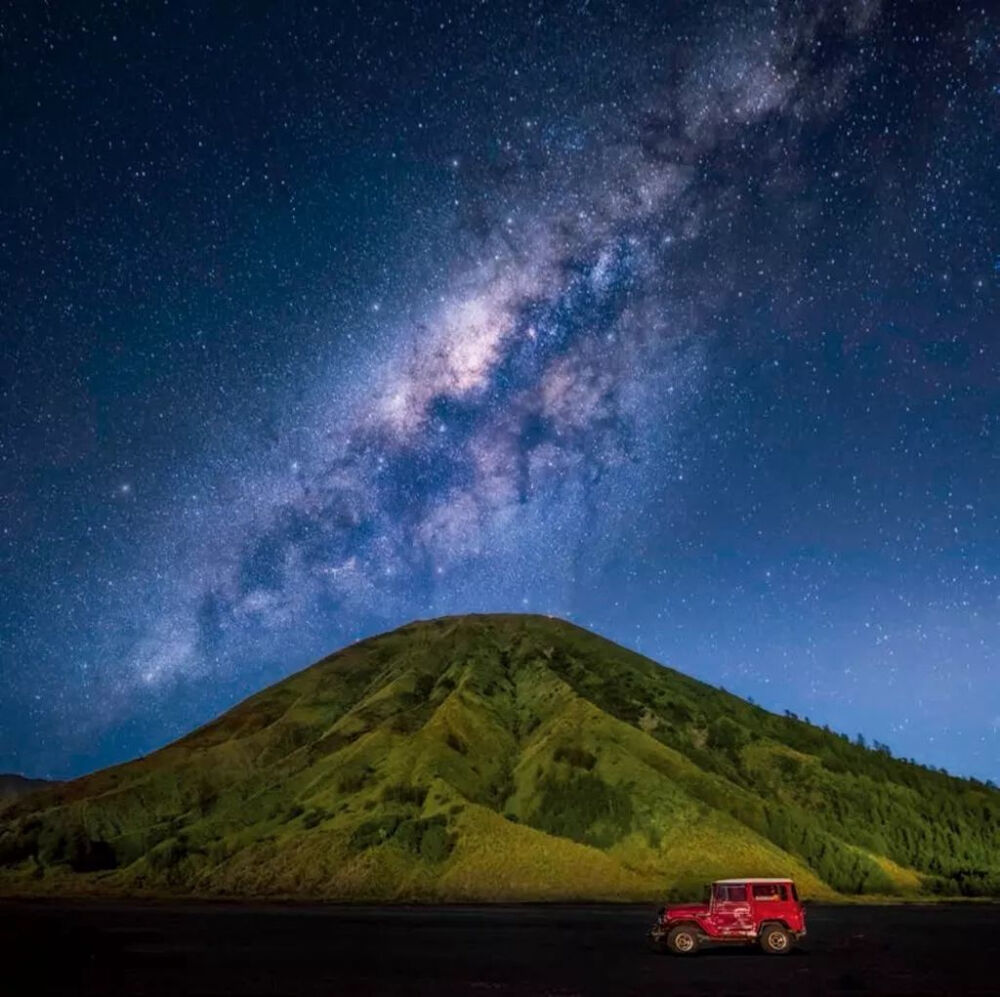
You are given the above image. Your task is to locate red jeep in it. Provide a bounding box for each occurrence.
[650,878,806,955]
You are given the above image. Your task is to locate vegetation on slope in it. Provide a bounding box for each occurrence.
[0,614,997,900]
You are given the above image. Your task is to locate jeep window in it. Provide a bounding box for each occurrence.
[714,884,747,903]
[790,883,799,901]
[752,883,787,901]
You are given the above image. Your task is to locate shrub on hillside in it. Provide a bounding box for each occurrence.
[337,766,375,794]
[30,819,115,872]
[553,746,597,771]
[707,716,749,753]
[392,818,424,853]
[349,817,401,850]
[147,836,188,873]
[349,814,456,862]
[0,823,38,867]
[68,835,117,872]
[380,784,428,807]
[434,676,457,696]
[445,732,468,754]
[419,819,455,862]
[387,708,432,734]
[530,772,634,849]
[301,807,329,829]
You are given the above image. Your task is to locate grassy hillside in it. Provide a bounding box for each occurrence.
[1,614,997,900]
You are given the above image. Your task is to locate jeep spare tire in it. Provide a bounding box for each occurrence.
[666,925,700,955]
[759,924,792,955]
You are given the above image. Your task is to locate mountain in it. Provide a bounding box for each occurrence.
[1,614,997,900]
[0,774,51,802]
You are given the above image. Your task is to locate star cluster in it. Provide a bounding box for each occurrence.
[1,0,997,780]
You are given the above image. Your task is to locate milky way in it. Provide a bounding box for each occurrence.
[2,0,997,779]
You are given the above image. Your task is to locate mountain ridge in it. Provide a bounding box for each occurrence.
[1,613,997,900]
[0,774,52,802]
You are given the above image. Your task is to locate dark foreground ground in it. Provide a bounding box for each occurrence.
[0,900,995,996]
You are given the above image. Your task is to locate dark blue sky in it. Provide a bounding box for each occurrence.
[2,0,997,781]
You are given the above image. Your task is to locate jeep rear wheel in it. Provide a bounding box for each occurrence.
[666,925,700,955]
[759,925,791,955]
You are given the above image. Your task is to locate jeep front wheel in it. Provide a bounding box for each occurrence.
[759,925,791,955]
[666,925,700,955]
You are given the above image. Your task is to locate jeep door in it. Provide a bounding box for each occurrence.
[710,883,754,937]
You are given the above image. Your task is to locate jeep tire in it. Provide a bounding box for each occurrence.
[759,924,792,955]
[666,925,700,955]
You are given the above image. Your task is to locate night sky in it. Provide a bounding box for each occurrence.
[2,1,997,782]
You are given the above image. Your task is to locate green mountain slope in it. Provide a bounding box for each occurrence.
[1,614,997,900]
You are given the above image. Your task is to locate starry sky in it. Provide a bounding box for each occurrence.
[2,0,997,782]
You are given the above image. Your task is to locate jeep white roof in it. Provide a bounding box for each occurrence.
[712,878,794,884]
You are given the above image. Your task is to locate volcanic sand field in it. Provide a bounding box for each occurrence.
[1,901,995,995]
